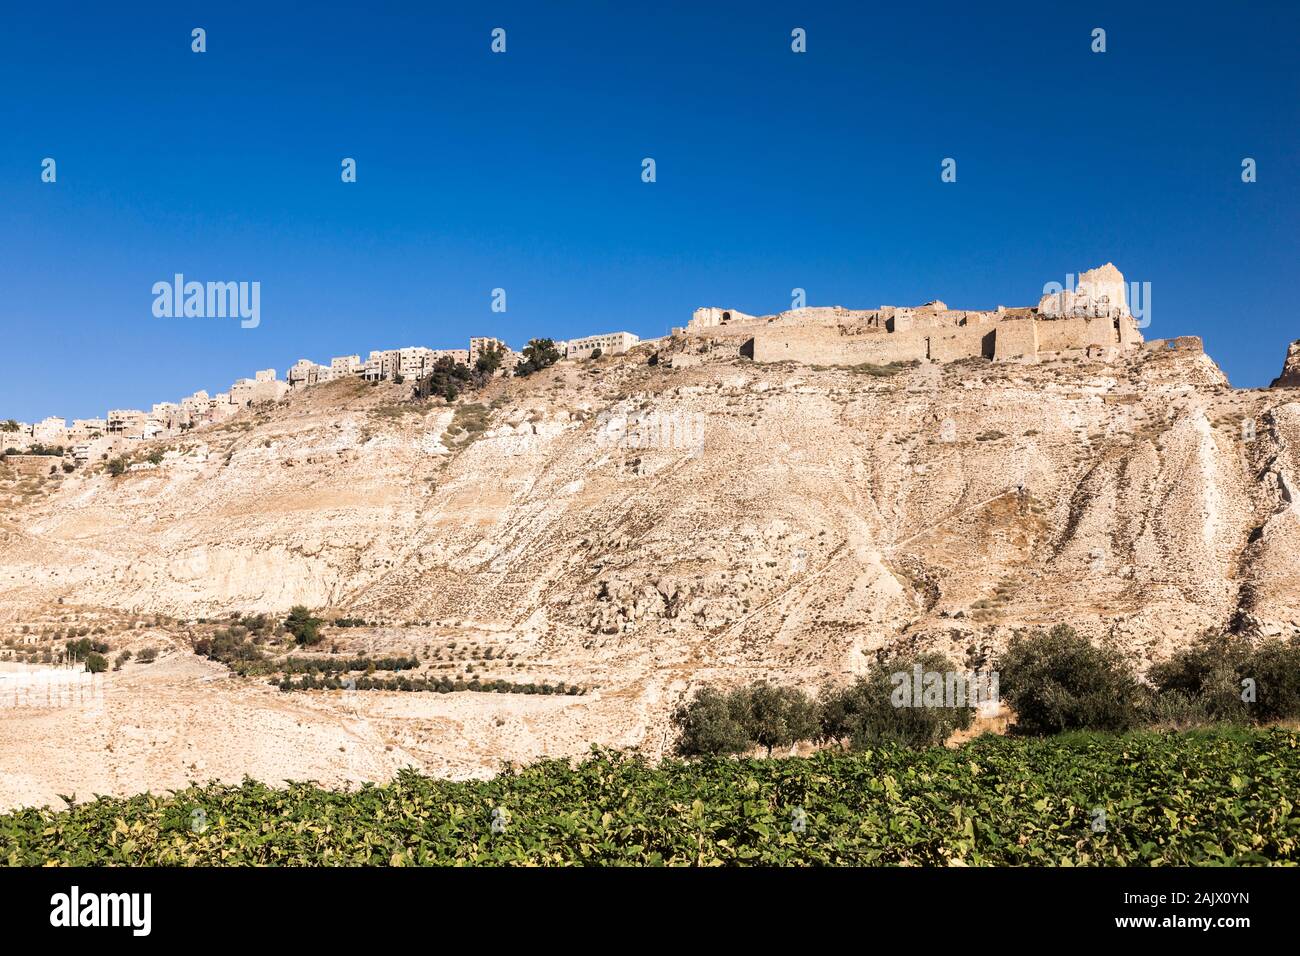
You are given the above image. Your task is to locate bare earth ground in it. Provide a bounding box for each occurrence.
[3,341,1299,809]
[0,644,650,810]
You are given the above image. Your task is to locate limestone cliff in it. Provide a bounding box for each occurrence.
[2,337,1296,675]
[1271,339,1300,389]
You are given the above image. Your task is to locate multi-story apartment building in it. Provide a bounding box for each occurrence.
[469,337,509,367]
[32,416,69,445]
[331,355,363,376]
[287,359,330,387]
[72,438,117,466]
[397,347,432,380]
[106,409,148,436]
[564,331,640,360]
[69,418,107,442]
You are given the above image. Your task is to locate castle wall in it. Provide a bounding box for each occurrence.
[929,324,996,362]
[752,327,921,365]
[752,323,995,365]
[700,263,1144,370]
[752,314,1135,367]
[993,319,1039,361]
[1036,316,1120,353]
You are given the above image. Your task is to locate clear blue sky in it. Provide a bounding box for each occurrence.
[2,1,1297,421]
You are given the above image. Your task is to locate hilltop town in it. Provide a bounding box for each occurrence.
[2,330,645,474]
[4,263,1234,478]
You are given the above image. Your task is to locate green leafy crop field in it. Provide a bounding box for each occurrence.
[3,728,1297,866]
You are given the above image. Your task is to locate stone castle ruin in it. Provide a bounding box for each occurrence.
[684,263,1155,366]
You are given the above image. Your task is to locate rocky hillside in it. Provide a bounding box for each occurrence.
[3,339,1300,689]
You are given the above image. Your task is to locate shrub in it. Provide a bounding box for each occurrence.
[1144,688,1212,729]
[84,652,108,674]
[114,650,132,671]
[1245,638,1300,722]
[820,651,977,750]
[474,345,504,378]
[413,357,473,402]
[996,625,1144,734]
[284,605,323,646]
[107,456,128,477]
[137,647,159,664]
[1148,633,1253,723]
[514,339,561,377]
[194,629,265,670]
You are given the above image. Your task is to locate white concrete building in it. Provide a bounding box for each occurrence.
[331,355,363,376]
[565,331,640,360]
[32,417,68,445]
[106,409,148,437]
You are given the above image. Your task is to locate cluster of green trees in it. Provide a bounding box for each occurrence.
[673,626,1300,756]
[673,653,979,757]
[411,342,521,403]
[999,626,1300,733]
[413,356,474,401]
[284,606,323,646]
[79,646,152,673]
[1149,632,1300,726]
[193,628,266,670]
[275,674,585,695]
[514,338,561,377]
[66,636,113,671]
[65,636,110,660]
[474,344,504,377]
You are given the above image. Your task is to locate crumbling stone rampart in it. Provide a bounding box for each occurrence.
[706,265,1143,367]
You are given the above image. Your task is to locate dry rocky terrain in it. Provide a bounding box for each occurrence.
[3,338,1299,808]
